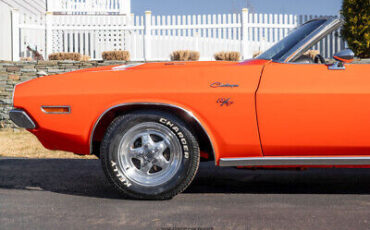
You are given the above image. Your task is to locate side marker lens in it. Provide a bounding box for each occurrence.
[41,106,71,114]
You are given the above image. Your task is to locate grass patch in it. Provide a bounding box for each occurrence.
[0,129,97,159]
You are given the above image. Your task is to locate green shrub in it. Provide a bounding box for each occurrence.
[341,0,370,58]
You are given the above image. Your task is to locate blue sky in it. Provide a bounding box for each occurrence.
[132,0,343,16]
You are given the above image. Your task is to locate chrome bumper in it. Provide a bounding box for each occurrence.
[9,109,37,129]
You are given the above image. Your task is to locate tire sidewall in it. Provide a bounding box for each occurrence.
[102,111,199,198]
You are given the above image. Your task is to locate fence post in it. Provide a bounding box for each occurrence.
[11,9,20,61]
[47,0,56,12]
[129,13,137,61]
[241,8,249,59]
[119,0,131,15]
[45,12,53,59]
[195,31,200,52]
[144,11,152,61]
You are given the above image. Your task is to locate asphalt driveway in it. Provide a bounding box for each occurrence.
[0,158,369,230]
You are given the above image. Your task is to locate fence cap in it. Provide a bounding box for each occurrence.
[242,8,249,13]
[145,11,152,15]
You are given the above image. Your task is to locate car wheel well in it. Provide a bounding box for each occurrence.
[91,104,214,162]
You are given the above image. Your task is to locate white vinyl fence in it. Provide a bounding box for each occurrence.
[12,9,346,61]
[11,9,46,60]
[47,0,130,15]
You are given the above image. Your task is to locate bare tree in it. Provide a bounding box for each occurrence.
[27,46,44,61]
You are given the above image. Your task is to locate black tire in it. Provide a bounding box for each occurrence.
[100,110,200,200]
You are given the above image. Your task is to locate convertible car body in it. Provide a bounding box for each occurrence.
[10,17,370,199]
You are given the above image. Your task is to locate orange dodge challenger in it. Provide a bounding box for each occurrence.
[10,18,370,199]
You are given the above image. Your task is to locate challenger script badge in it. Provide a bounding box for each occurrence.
[210,82,239,88]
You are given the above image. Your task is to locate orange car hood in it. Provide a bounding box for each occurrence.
[69,61,236,74]
[67,59,270,74]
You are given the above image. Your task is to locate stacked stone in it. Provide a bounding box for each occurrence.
[0,60,129,129]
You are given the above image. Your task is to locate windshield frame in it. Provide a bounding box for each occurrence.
[256,17,343,63]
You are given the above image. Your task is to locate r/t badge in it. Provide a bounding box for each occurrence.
[217,98,234,107]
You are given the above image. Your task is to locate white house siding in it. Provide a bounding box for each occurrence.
[0,2,12,60]
[47,0,131,15]
[0,0,46,60]
[0,0,45,16]
[0,0,131,60]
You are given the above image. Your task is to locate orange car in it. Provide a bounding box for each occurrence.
[10,18,370,199]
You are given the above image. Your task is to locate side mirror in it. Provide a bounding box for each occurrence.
[329,49,355,70]
[333,49,355,63]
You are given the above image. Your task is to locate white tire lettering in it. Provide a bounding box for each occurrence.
[111,160,132,187]
[166,121,174,127]
[159,118,191,160]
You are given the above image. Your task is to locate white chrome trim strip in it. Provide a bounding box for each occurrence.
[112,63,144,71]
[219,157,370,167]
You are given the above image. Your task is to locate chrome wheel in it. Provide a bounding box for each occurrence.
[117,122,183,187]
[101,111,201,199]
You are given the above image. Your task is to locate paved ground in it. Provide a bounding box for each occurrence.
[0,158,369,230]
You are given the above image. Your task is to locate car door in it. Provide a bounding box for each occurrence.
[256,62,370,156]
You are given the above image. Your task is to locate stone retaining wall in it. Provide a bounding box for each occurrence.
[0,60,128,129]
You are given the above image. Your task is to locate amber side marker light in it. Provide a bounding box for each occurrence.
[41,106,71,114]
